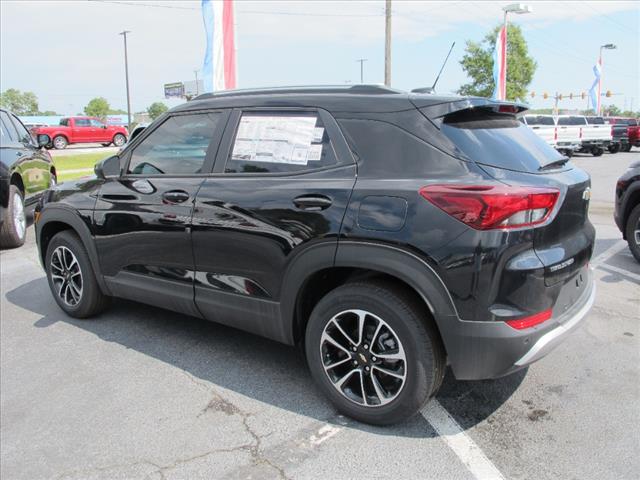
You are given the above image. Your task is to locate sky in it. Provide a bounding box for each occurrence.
[1,0,638,115]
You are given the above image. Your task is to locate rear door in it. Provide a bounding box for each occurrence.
[93,109,229,316]
[71,118,92,142]
[191,108,356,342]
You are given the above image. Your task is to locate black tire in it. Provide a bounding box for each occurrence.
[564,149,573,158]
[53,135,67,150]
[112,133,126,147]
[305,280,445,425]
[591,147,604,157]
[623,143,632,152]
[101,142,112,147]
[608,144,620,154]
[625,204,640,263]
[45,230,110,318]
[0,185,26,248]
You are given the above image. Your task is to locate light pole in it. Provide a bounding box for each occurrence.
[384,0,391,86]
[194,69,200,96]
[356,59,368,83]
[119,30,132,133]
[501,3,532,99]
[597,43,616,116]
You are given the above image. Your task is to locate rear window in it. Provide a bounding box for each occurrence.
[525,115,554,126]
[628,119,638,126]
[557,116,585,126]
[441,109,563,172]
[586,117,605,125]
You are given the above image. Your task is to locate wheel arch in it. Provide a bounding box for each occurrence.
[283,241,457,355]
[622,184,640,237]
[36,207,110,295]
[10,172,25,194]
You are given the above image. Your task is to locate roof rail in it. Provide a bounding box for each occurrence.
[192,84,403,101]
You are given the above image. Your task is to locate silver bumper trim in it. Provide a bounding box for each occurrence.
[515,279,596,367]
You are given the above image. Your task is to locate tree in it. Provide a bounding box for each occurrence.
[84,97,111,119]
[108,108,128,115]
[603,104,621,116]
[147,102,168,120]
[0,88,39,114]
[458,24,537,102]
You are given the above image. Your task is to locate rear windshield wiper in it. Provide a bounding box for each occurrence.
[539,157,570,171]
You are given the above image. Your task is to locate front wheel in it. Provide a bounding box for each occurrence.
[305,280,445,425]
[608,144,620,154]
[625,204,640,263]
[623,143,632,152]
[45,231,110,318]
[112,133,126,147]
[0,185,26,248]
[591,147,604,157]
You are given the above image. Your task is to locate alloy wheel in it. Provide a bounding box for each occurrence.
[320,309,407,407]
[634,218,640,247]
[12,192,26,240]
[50,246,83,306]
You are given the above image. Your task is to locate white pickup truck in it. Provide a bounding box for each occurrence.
[521,114,579,157]
[556,115,611,157]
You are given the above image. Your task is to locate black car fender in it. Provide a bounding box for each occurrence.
[36,206,111,295]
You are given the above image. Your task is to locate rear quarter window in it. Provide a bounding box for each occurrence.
[440,109,563,172]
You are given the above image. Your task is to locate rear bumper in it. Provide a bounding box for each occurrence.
[444,267,595,380]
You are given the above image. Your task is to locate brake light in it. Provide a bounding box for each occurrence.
[506,309,552,330]
[419,184,560,230]
[579,128,583,139]
[496,105,518,114]
[554,128,557,141]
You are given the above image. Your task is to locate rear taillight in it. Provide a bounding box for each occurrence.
[506,309,552,330]
[419,184,560,230]
[554,128,558,141]
[579,127,583,139]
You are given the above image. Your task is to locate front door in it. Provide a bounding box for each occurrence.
[192,109,356,341]
[93,109,229,316]
[90,118,110,142]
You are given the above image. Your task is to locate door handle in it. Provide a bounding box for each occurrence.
[293,194,332,211]
[162,190,190,204]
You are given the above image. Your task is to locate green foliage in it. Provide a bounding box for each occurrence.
[84,97,111,119]
[147,102,168,120]
[108,108,128,115]
[0,89,39,114]
[40,110,59,116]
[458,24,537,102]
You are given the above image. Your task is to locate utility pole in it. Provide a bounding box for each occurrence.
[194,70,200,95]
[356,59,368,83]
[384,0,391,86]
[119,30,132,133]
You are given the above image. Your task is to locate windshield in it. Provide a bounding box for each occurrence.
[441,109,564,173]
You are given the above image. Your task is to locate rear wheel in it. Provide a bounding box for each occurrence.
[0,185,26,248]
[623,143,632,152]
[591,147,604,157]
[608,144,620,154]
[45,231,110,318]
[625,204,640,263]
[305,280,445,425]
[53,135,67,150]
[112,133,126,147]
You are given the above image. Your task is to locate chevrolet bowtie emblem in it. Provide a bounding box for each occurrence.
[582,187,591,201]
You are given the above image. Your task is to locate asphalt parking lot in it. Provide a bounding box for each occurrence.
[1,151,639,480]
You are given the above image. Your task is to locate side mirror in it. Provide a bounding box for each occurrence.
[95,155,121,179]
[36,134,50,148]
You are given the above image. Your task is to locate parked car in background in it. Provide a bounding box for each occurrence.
[521,114,579,157]
[34,86,595,425]
[599,117,628,154]
[607,118,638,152]
[32,116,128,150]
[128,122,149,143]
[557,115,611,156]
[1,108,54,247]
[614,161,640,262]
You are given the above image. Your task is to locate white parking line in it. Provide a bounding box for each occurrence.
[591,240,627,267]
[598,263,640,282]
[421,400,505,480]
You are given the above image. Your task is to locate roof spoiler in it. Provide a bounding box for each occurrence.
[411,96,528,121]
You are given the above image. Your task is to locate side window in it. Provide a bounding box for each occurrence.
[10,114,32,144]
[60,119,69,126]
[226,111,337,174]
[0,111,19,143]
[128,112,222,175]
[75,118,91,127]
[90,119,105,127]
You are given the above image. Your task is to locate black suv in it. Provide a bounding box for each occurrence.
[1,108,53,247]
[615,161,640,262]
[35,86,596,425]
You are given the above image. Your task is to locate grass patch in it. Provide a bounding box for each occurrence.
[53,152,111,182]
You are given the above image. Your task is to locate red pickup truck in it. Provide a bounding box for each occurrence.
[606,117,640,152]
[33,117,128,149]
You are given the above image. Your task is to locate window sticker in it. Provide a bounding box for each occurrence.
[307,144,323,161]
[232,115,317,164]
[313,127,325,143]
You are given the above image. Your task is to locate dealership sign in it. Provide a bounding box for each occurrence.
[164,82,184,98]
